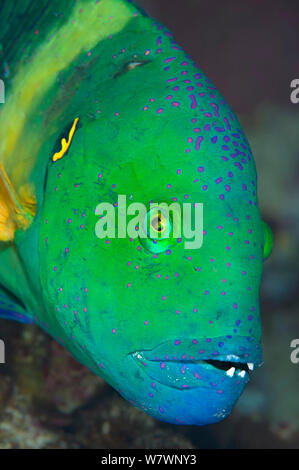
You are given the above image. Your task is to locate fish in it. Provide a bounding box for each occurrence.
[0,0,273,426]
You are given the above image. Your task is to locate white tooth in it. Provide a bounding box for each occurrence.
[238,370,246,378]
[247,363,254,371]
[226,367,235,377]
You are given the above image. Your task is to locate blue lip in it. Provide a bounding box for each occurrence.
[130,335,262,390]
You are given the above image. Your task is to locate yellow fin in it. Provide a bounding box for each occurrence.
[0,162,36,242]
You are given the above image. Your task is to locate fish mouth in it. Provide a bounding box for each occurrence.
[130,336,262,390]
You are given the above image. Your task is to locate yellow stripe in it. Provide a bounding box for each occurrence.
[52,117,79,162]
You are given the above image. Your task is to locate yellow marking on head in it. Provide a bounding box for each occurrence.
[0,0,135,187]
[0,162,35,241]
[52,117,79,162]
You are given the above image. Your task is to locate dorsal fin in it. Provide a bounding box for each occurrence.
[0,162,36,242]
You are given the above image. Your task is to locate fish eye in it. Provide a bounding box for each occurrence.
[145,207,171,239]
[150,213,167,234]
[140,207,174,254]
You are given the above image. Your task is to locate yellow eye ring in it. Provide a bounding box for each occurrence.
[140,205,177,254]
[146,208,171,239]
[150,213,167,234]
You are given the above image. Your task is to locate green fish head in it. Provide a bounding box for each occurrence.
[36,11,266,426]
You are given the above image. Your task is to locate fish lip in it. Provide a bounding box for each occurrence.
[129,336,262,391]
[130,335,263,371]
[131,351,257,372]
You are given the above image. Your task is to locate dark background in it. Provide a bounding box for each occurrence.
[0,0,298,449]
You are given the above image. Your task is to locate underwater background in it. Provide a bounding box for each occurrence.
[0,0,298,449]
